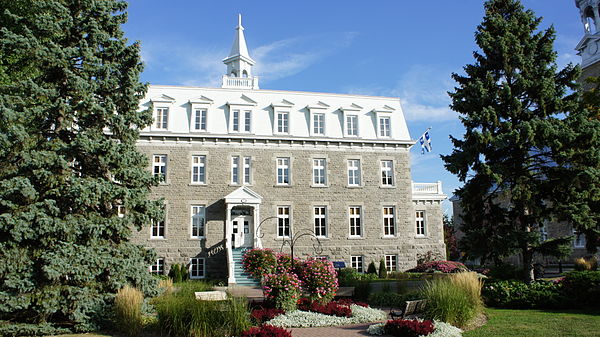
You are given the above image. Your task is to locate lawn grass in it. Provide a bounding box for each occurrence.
[464,308,600,337]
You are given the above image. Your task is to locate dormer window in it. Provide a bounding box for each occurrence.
[155,107,169,129]
[346,114,358,137]
[276,111,290,134]
[231,109,252,133]
[192,109,207,131]
[379,116,391,137]
[313,113,325,135]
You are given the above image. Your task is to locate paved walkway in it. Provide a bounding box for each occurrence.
[290,322,383,337]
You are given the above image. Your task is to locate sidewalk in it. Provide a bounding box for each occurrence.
[290,322,383,337]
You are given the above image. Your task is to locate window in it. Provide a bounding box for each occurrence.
[346,114,358,136]
[232,110,240,132]
[153,155,167,182]
[313,158,326,186]
[192,108,207,131]
[150,258,164,275]
[416,211,426,236]
[573,230,586,248]
[191,205,206,238]
[151,220,165,238]
[347,159,361,186]
[155,107,168,129]
[385,255,397,272]
[189,257,205,279]
[277,111,289,133]
[540,227,548,242]
[277,206,290,238]
[243,157,252,184]
[313,113,325,135]
[244,110,252,132]
[191,155,206,184]
[351,256,363,273]
[379,116,391,137]
[314,206,327,237]
[231,156,240,184]
[276,157,290,185]
[349,206,362,237]
[380,160,394,186]
[383,206,395,236]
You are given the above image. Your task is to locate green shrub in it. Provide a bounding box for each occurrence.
[114,285,144,336]
[368,291,421,308]
[482,279,565,309]
[574,257,599,271]
[153,281,251,337]
[562,271,600,307]
[378,259,387,279]
[169,264,188,283]
[367,261,377,274]
[487,263,523,280]
[422,272,483,328]
[337,268,361,286]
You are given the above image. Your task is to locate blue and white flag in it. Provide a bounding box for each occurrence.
[419,131,432,154]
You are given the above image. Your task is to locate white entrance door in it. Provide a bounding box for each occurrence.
[232,215,253,248]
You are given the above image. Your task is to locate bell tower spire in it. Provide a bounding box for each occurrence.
[222,14,259,89]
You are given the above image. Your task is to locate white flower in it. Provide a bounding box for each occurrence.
[265,305,387,328]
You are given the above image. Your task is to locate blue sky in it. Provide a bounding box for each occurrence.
[123,0,582,215]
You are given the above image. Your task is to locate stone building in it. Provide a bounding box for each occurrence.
[132,16,447,284]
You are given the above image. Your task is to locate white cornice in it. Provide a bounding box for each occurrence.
[150,94,176,103]
[271,99,294,108]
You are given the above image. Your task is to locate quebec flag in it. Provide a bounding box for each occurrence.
[419,131,432,154]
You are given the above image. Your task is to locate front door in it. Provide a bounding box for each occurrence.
[232,215,253,248]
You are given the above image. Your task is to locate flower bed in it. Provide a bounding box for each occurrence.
[265,304,386,328]
[297,298,351,317]
[407,261,469,273]
[251,307,285,324]
[241,324,292,337]
[367,320,462,337]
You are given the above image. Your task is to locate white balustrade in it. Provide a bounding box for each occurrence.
[222,75,259,89]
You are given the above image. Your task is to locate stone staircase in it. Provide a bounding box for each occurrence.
[232,248,260,286]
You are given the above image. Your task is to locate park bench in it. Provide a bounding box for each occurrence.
[389,299,427,319]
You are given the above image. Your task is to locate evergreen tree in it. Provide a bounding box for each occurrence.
[366,261,377,274]
[442,0,581,282]
[378,259,387,279]
[0,0,162,331]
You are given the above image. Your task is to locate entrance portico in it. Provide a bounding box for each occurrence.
[224,186,262,284]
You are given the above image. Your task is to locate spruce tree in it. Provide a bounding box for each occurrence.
[442,0,581,282]
[0,0,162,331]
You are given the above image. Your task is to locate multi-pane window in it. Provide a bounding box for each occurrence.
[153,155,167,182]
[243,157,252,184]
[380,160,394,186]
[276,157,290,185]
[347,159,361,186]
[379,116,391,137]
[277,206,290,238]
[151,220,165,238]
[193,108,207,131]
[191,205,206,238]
[313,158,326,186]
[232,110,240,132]
[244,110,252,132]
[351,256,363,273]
[314,206,327,237]
[313,113,325,135]
[277,111,289,133]
[385,255,397,272]
[573,230,586,248]
[540,227,548,242]
[189,257,205,279]
[383,206,395,236]
[150,258,164,275]
[346,115,358,136]
[231,156,240,184]
[155,107,168,129]
[191,155,206,184]
[349,206,362,237]
[416,211,426,236]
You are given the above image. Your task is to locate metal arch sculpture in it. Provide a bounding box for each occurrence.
[279,228,323,266]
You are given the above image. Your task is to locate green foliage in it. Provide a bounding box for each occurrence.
[168,264,188,283]
[367,291,421,308]
[442,0,589,281]
[378,259,387,279]
[562,271,600,307]
[0,322,71,337]
[422,272,483,328]
[114,285,143,336]
[0,0,162,331]
[574,256,599,271]
[367,261,377,274]
[486,263,523,280]
[262,273,301,312]
[153,281,251,337]
[482,280,565,309]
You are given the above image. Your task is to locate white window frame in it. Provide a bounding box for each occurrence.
[277,206,291,238]
[232,109,240,132]
[573,229,586,248]
[244,110,252,132]
[312,158,327,186]
[349,206,362,237]
[347,159,361,186]
[313,113,325,135]
[192,108,207,131]
[154,107,169,130]
[416,210,426,236]
[149,258,164,275]
[276,157,290,185]
[351,255,363,273]
[151,219,165,239]
[152,155,167,183]
[383,206,396,237]
[380,160,394,186]
[231,156,240,184]
[314,206,327,238]
[191,205,206,239]
[345,114,359,137]
[385,255,397,272]
[243,156,252,185]
[276,111,290,134]
[378,116,391,137]
[191,155,206,184]
[189,257,205,279]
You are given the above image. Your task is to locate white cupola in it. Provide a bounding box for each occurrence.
[222,14,259,89]
[575,0,600,68]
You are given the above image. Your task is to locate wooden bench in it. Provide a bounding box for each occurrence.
[389,299,427,319]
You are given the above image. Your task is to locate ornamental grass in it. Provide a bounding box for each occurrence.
[114,285,144,336]
[422,272,483,329]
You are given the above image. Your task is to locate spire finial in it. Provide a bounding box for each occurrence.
[238,13,242,28]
